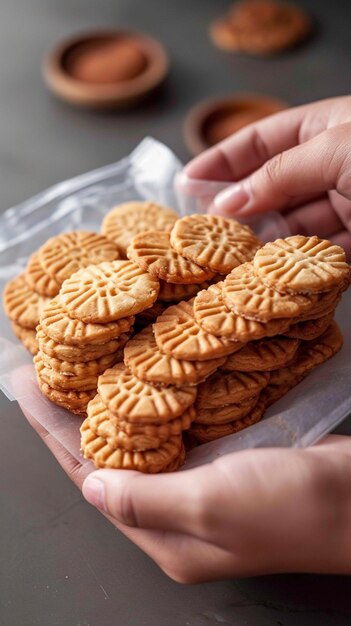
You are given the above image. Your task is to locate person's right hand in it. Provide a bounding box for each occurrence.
[184,95,351,259]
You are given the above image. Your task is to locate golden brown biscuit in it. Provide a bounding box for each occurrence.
[11,322,39,355]
[3,274,49,329]
[284,312,334,341]
[194,283,291,341]
[196,370,270,409]
[98,363,197,423]
[170,214,260,274]
[127,230,215,284]
[153,300,243,361]
[26,252,61,297]
[40,297,134,346]
[253,236,349,294]
[34,353,99,391]
[37,326,128,362]
[164,443,186,472]
[116,406,195,439]
[190,398,266,443]
[36,375,95,415]
[222,262,314,322]
[124,326,225,386]
[40,349,119,376]
[101,201,178,257]
[158,279,212,302]
[222,336,300,372]
[194,395,259,425]
[39,231,119,283]
[59,260,160,323]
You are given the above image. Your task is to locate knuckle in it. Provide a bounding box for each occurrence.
[117,480,139,527]
[262,152,285,186]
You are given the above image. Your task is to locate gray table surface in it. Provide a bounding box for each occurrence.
[1,0,351,624]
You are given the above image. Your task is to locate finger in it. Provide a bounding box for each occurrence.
[330,230,351,261]
[329,190,351,232]
[212,124,351,217]
[184,99,334,182]
[285,197,344,238]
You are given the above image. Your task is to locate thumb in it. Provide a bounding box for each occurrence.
[211,124,351,217]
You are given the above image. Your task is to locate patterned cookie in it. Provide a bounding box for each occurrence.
[34,353,99,391]
[81,419,182,472]
[196,370,270,409]
[284,312,334,341]
[87,395,193,451]
[11,322,39,355]
[26,252,61,297]
[190,398,266,443]
[127,230,214,284]
[98,363,197,423]
[194,395,259,425]
[253,236,349,294]
[153,300,243,361]
[40,350,119,376]
[295,288,341,322]
[124,326,225,386]
[222,336,300,372]
[164,443,186,472]
[170,214,261,274]
[116,407,195,439]
[39,231,119,283]
[194,283,291,341]
[36,375,95,415]
[59,260,160,323]
[37,327,128,362]
[222,262,314,322]
[101,201,178,257]
[158,279,212,303]
[40,297,134,346]
[3,274,49,329]
[260,378,304,408]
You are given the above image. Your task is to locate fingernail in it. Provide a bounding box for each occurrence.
[212,183,250,215]
[83,476,107,512]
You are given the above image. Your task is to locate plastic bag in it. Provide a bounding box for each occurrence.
[0,137,350,474]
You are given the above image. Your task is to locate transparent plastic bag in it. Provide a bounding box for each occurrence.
[0,137,350,474]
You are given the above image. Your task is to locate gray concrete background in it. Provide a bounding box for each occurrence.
[1,0,351,624]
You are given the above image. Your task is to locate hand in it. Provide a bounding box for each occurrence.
[184,95,351,259]
[22,403,351,583]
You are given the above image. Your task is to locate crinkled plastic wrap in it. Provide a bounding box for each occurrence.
[0,137,350,475]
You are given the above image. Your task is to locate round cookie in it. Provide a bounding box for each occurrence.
[153,300,243,361]
[40,297,134,346]
[40,350,119,376]
[59,260,160,323]
[101,201,178,257]
[36,375,95,415]
[222,262,314,322]
[11,321,39,355]
[170,214,260,274]
[190,398,266,443]
[290,321,343,378]
[158,279,212,303]
[196,370,270,409]
[81,420,182,472]
[25,252,61,297]
[3,274,49,329]
[222,336,300,372]
[194,283,291,341]
[34,353,99,391]
[127,230,214,284]
[37,327,128,362]
[253,236,349,294]
[194,395,259,425]
[98,363,197,423]
[116,407,195,439]
[39,231,119,283]
[284,312,334,341]
[124,326,225,386]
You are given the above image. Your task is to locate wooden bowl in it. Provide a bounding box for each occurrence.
[184,94,287,155]
[43,30,169,110]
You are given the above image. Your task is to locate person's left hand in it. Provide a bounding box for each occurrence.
[21,405,351,583]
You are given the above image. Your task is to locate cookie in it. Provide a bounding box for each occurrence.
[164,443,186,472]
[81,420,182,472]
[37,327,128,362]
[116,406,195,439]
[194,395,259,425]
[34,353,99,391]
[40,297,134,346]
[124,326,225,386]
[284,312,334,341]
[194,283,291,341]
[222,262,314,322]
[170,214,261,274]
[210,0,311,56]
[87,395,193,451]
[11,321,39,355]
[295,288,341,322]
[135,301,167,329]
[39,231,119,283]
[190,398,266,443]
[98,363,197,423]
[40,350,119,376]
[101,201,178,257]
[196,370,269,409]
[3,274,49,329]
[253,236,349,294]
[36,375,95,415]
[222,336,300,372]
[153,300,243,361]
[127,230,215,284]
[25,252,61,297]
[261,376,304,408]
[158,279,212,303]
[59,260,160,323]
